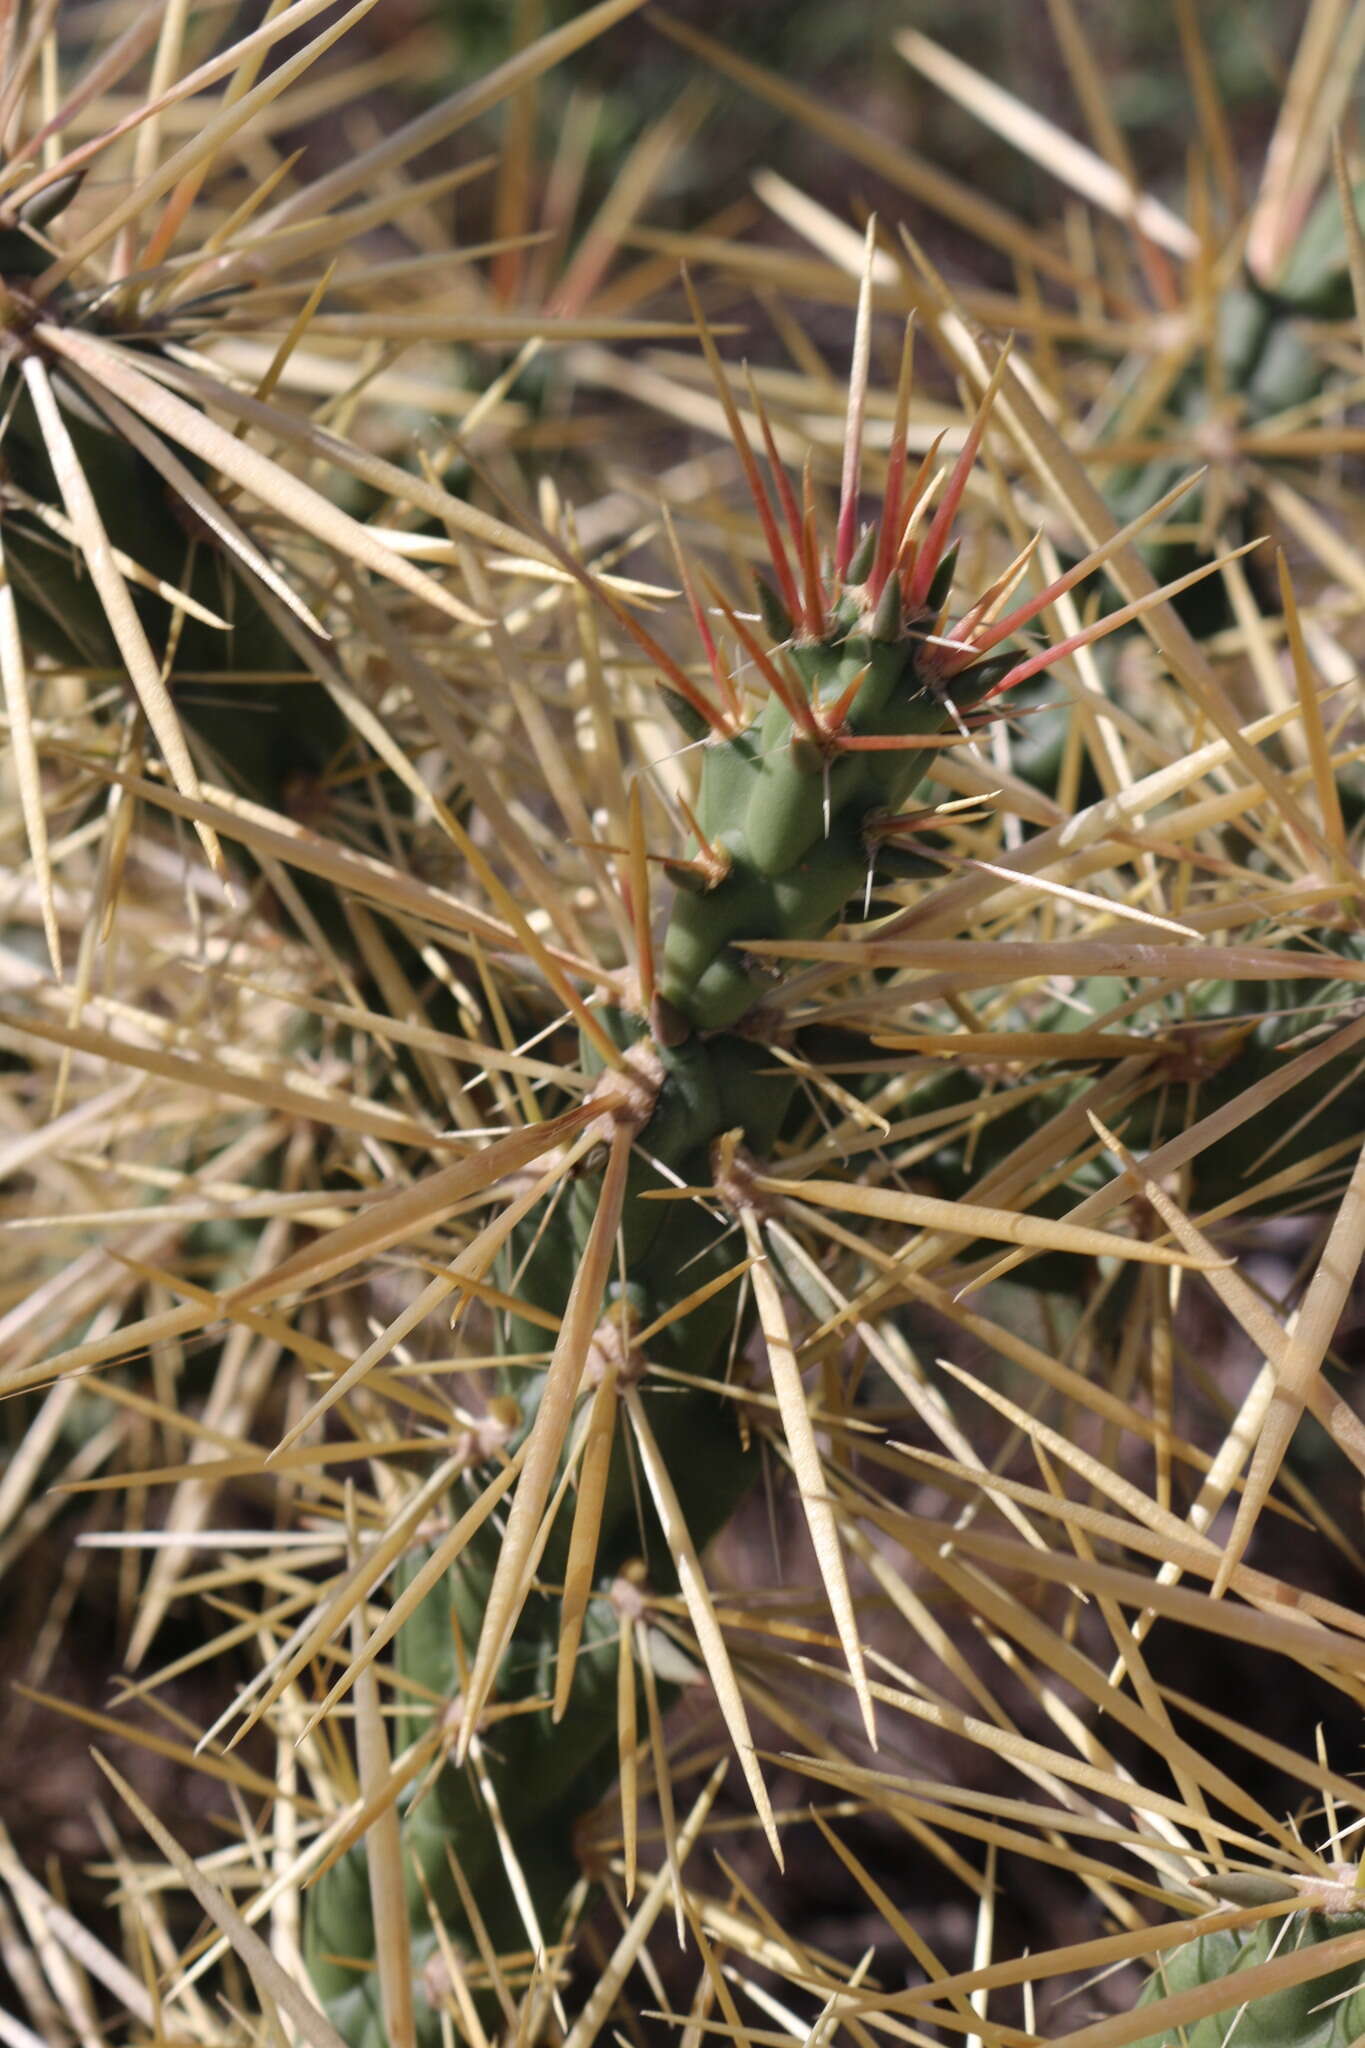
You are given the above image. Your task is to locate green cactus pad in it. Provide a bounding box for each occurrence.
[1130,1911,1365,2048]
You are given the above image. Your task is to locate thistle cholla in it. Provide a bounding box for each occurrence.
[7,16,1365,2048]
[1129,1868,1365,2048]
[306,269,1237,2047]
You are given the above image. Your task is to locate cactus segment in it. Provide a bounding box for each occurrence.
[0,261,429,955]
[303,266,1365,2047]
[656,568,1017,1032]
[657,638,1010,1031]
[304,299,1064,2026]
[1097,174,1365,639]
[307,1018,798,2047]
[1130,1908,1365,2048]
[649,306,1152,1034]
[0,335,353,802]
[18,21,1358,2048]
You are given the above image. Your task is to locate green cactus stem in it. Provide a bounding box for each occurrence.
[302,285,1260,2046]
[1131,1871,1365,2048]
[0,162,346,813]
[0,162,504,949]
[1097,170,1365,653]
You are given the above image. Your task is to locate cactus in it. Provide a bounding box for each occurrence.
[1129,1874,1365,2048]
[298,274,1364,2039]
[0,163,470,948]
[0,0,678,962]
[8,12,1365,2048]
[1099,168,1365,643]
[0,239,342,819]
[306,299,1041,2047]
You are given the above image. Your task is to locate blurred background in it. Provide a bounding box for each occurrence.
[358,0,1300,252]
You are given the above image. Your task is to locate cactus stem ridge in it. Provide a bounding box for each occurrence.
[456,1116,644,1756]
[672,787,731,884]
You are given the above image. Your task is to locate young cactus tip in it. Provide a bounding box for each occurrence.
[654,294,1209,1035]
